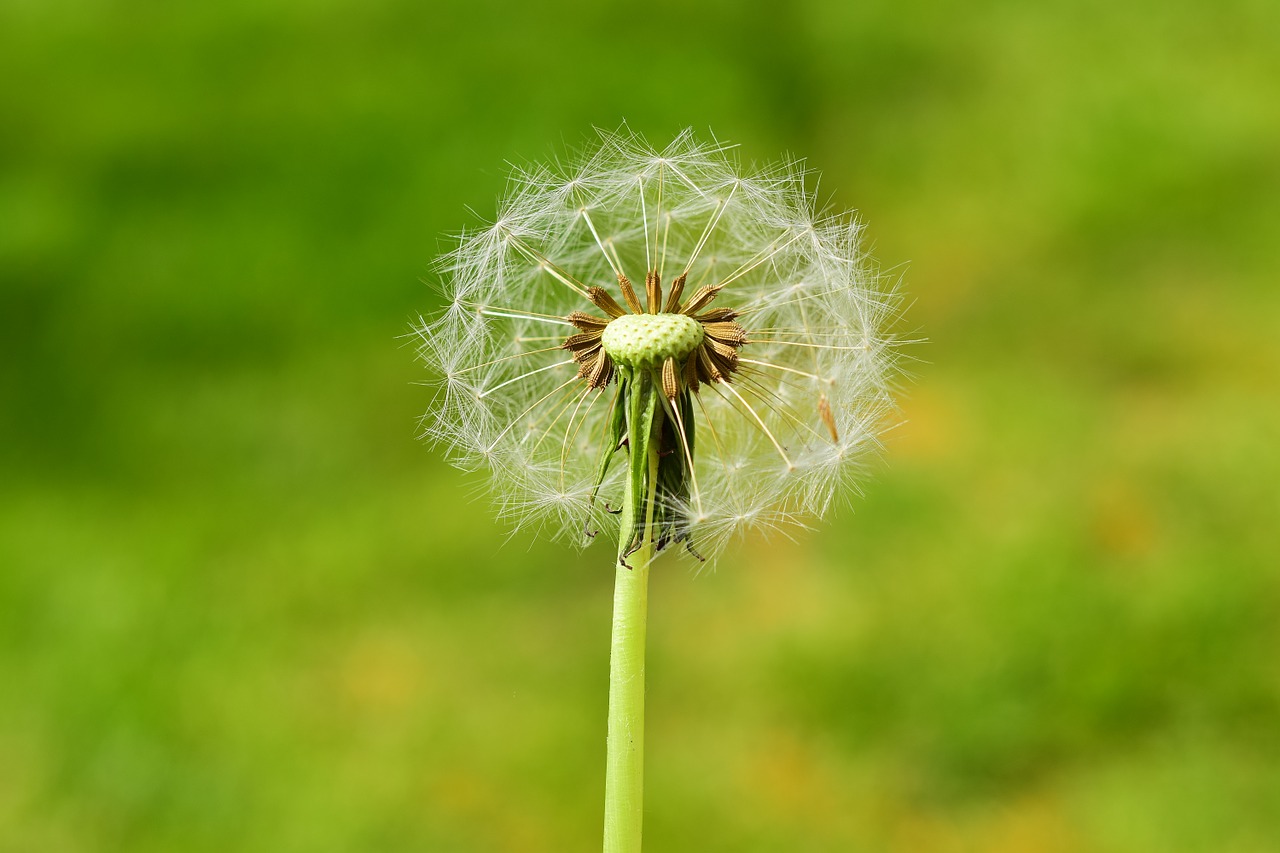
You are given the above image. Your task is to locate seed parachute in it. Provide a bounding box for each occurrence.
[415,128,902,563]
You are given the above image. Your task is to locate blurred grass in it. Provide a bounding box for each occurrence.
[2,0,1279,851]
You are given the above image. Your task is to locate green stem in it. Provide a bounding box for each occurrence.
[603,436,659,853]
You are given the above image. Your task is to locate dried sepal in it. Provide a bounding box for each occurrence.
[663,273,687,313]
[616,273,644,315]
[588,287,627,319]
[683,349,701,393]
[645,270,662,314]
[703,322,747,345]
[568,311,610,331]
[661,357,678,401]
[680,283,723,316]
[693,307,737,323]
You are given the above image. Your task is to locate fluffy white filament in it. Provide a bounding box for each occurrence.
[415,128,903,562]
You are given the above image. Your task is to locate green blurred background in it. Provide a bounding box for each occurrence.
[2,0,1278,850]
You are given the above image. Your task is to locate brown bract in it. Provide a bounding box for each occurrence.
[562,270,749,395]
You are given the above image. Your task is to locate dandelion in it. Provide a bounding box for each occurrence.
[415,128,902,852]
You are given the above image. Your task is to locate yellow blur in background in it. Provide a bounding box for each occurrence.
[1,0,1277,850]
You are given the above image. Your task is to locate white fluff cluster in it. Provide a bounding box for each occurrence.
[415,128,902,561]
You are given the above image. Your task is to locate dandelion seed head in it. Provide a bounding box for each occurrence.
[417,127,904,560]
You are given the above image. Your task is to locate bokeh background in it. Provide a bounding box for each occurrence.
[3,0,1278,850]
